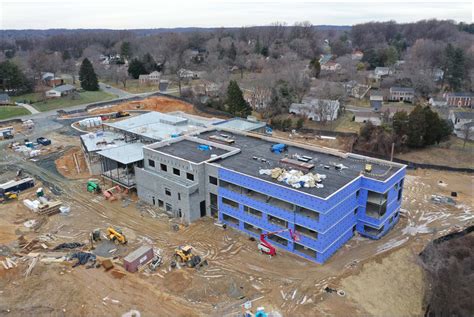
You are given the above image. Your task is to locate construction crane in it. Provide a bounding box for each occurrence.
[257,229,299,256]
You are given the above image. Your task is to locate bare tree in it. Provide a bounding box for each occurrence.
[461,123,472,149]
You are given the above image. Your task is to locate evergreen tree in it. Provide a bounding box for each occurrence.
[309,58,321,78]
[0,60,32,94]
[127,58,147,79]
[226,80,252,117]
[254,38,262,54]
[120,41,131,59]
[444,44,465,91]
[142,53,159,73]
[228,42,237,61]
[79,58,99,91]
[261,46,269,57]
[407,105,427,148]
[392,111,409,137]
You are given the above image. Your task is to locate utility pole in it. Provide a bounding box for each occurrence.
[390,142,395,161]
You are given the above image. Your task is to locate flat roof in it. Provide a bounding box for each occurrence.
[196,131,402,198]
[80,131,128,152]
[213,118,266,131]
[104,112,207,141]
[156,139,230,163]
[97,142,144,164]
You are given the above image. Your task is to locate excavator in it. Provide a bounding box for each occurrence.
[107,227,127,245]
[257,229,299,256]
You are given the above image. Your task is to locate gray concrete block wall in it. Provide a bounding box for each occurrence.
[138,147,210,224]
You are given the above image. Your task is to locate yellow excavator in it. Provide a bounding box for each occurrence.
[107,227,127,245]
[173,245,207,268]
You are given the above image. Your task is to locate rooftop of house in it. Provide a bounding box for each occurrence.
[49,84,75,93]
[148,130,404,199]
[446,92,473,98]
[451,111,474,120]
[390,87,415,93]
[0,93,10,101]
[354,110,380,118]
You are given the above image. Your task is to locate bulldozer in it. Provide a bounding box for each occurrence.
[173,245,207,269]
[107,227,127,245]
[0,191,18,204]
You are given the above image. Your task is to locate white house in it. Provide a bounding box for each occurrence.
[353,111,382,126]
[139,71,161,85]
[321,61,341,71]
[374,67,391,77]
[178,69,199,79]
[45,84,75,98]
[449,110,474,140]
[289,98,340,121]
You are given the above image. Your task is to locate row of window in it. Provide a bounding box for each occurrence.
[148,159,195,181]
[222,213,319,259]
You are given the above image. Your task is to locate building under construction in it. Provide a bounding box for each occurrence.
[135,128,406,264]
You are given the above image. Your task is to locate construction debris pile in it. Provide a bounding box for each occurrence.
[259,168,326,189]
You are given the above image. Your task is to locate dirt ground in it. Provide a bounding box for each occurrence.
[0,130,473,316]
[272,130,355,152]
[395,137,474,169]
[55,147,90,179]
[87,96,202,116]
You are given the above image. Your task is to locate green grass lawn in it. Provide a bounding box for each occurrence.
[13,90,117,112]
[0,106,30,120]
[102,80,159,94]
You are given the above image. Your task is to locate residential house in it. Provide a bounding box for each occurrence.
[370,93,384,111]
[449,110,474,140]
[374,67,391,78]
[41,72,63,87]
[321,61,341,71]
[449,110,474,128]
[353,110,382,125]
[192,80,221,98]
[45,84,75,98]
[319,54,333,66]
[351,50,364,60]
[344,81,370,99]
[289,98,340,121]
[389,87,415,102]
[178,69,199,80]
[433,68,444,82]
[445,92,472,108]
[0,93,11,105]
[243,88,271,110]
[429,97,447,107]
[139,71,161,85]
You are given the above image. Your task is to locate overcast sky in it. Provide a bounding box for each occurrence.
[0,0,472,29]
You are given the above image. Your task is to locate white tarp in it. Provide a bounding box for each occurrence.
[259,168,326,189]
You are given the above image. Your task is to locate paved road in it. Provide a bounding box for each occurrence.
[99,82,133,98]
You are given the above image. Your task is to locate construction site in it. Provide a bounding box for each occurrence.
[0,96,473,316]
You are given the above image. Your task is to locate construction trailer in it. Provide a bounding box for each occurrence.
[123,246,154,273]
[135,129,406,264]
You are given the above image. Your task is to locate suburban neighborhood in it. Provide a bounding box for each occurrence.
[0,3,473,317]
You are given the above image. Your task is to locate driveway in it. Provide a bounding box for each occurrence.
[16,102,40,114]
